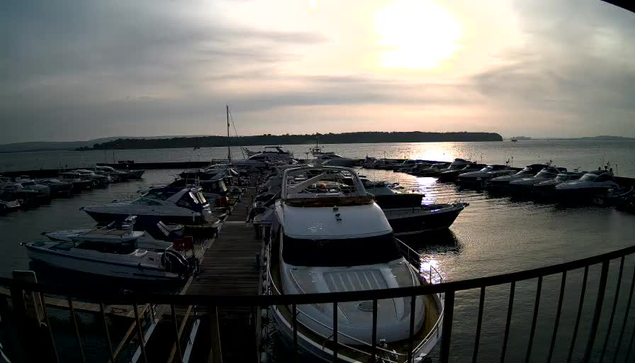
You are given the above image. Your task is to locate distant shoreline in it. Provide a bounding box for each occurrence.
[2,134,634,154]
[77,131,503,151]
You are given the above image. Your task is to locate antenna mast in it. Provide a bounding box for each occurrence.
[226,105,231,162]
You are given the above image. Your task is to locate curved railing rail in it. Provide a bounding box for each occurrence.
[2,243,635,363]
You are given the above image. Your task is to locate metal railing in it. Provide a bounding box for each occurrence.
[2,244,635,362]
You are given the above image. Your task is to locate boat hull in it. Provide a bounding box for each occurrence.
[555,187,615,203]
[24,245,181,283]
[384,204,466,236]
[84,210,202,226]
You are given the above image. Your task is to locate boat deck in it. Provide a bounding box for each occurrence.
[186,187,262,363]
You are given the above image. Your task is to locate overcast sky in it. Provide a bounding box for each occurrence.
[1,0,635,143]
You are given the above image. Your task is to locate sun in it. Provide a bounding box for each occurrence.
[374,0,462,70]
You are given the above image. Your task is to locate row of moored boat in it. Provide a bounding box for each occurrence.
[0,165,145,213]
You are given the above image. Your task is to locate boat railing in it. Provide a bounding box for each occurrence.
[4,243,635,362]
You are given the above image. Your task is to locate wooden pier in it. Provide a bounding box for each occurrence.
[186,188,262,363]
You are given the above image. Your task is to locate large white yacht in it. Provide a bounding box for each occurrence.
[265,166,442,362]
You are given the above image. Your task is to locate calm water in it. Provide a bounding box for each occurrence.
[2,139,635,177]
[1,140,635,361]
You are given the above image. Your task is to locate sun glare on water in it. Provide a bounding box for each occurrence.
[375,0,462,70]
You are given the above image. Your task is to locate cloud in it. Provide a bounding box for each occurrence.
[2,0,635,143]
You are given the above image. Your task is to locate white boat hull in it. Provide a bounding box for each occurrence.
[25,245,180,282]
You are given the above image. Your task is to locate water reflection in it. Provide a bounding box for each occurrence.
[401,229,461,253]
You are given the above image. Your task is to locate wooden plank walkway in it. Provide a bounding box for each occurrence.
[186,188,262,363]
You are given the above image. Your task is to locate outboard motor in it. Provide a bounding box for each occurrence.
[162,249,193,277]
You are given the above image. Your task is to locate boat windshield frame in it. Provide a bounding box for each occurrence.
[580,173,599,182]
[535,169,558,178]
[282,166,372,207]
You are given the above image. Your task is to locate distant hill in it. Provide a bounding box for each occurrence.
[81,131,503,151]
[0,138,121,153]
[510,136,532,140]
[577,135,635,141]
[0,135,202,153]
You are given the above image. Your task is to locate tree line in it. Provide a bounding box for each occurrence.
[77,131,503,150]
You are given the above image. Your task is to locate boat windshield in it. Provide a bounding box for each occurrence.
[75,240,138,254]
[580,173,598,182]
[282,233,402,267]
[535,169,558,179]
[516,167,535,175]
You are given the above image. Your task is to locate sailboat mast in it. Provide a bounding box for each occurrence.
[226,105,231,162]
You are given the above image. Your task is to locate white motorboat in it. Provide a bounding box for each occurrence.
[363,180,467,235]
[247,146,295,163]
[42,217,179,252]
[164,175,231,208]
[0,199,20,214]
[14,178,51,198]
[0,182,45,206]
[508,166,566,192]
[266,166,442,362]
[37,178,74,197]
[456,164,515,186]
[533,171,586,198]
[81,186,216,226]
[23,235,191,283]
[244,145,293,158]
[437,163,485,182]
[394,160,424,173]
[59,171,94,191]
[411,162,450,177]
[486,164,549,189]
[555,170,619,201]
[75,169,111,186]
[94,165,130,182]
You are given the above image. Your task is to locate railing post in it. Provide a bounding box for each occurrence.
[472,286,486,363]
[292,304,298,362]
[599,256,625,363]
[583,261,610,363]
[67,298,86,363]
[99,302,116,363]
[371,299,378,363]
[209,305,223,363]
[132,303,148,363]
[440,290,455,363]
[501,281,516,363]
[567,266,589,363]
[613,265,635,362]
[332,302,338,362]
[547,271,567,363]
[408,295,416,363]
[525,276,543,363]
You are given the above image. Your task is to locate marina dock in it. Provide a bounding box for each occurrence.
[185,187,262,363]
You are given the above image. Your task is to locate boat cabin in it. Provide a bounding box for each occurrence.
[136,187,209,211]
